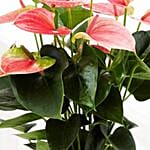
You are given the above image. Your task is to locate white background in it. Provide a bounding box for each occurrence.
[0,0,150,150]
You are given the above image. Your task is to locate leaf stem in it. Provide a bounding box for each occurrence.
[34,33,40,52]
[136,22,142,32]
[39,34,43,47]
[123,8,127,26]
[90,0,93,17]
[123,64,138,101]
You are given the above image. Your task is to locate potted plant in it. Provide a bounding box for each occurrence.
[0,0,150,149]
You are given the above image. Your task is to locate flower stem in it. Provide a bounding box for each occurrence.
[34,33,40,52]
[39,34,43,47]
[68,8,72,29]
[90,0,93,17]
[123,8,127,26]
[136,22,142,31]
[123,64,138,101]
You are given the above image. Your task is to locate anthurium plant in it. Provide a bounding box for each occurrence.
[0,0,150,149]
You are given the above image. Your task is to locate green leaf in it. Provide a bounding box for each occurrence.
[96,87,123,124]
[25,143,36,150]
[78,44,98,110]
[85,125,105,150]
[133,31,150,58]
[60,6,90,29]
[132,72,150,80]
[14,123,36,133]
[129,79,150,101]
[0,76,10,90]
[36,141,50,150]
[123,117,138,129]
[95,73,112,106]
[0,113,41,128]
[10,45,68,118]
[0,88,25,111]
[46,114,80,150]
[110,127,136,150]
[17,129,46,140]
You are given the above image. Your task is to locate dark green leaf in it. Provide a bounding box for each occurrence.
[17,129,46,140]
[110,127,136,150]
[96,87,123,124]
[60,6,90,29]
[85,125,105,150]
[95,73,112,106]
[133,31,150,58]
[132,72,150,80]
[10,45,68,118]
[61,96,70,114]
[46,114,80,150]
[36,141,50,150]
[78,44,98,110]
[0,88,25,111]
[0,113,41,128]
[14,123,36,133]
[123,117,138,129]
[0,76,10,90]
[25,143,36,150]
[129,79,150,101]
[69,129,88,150]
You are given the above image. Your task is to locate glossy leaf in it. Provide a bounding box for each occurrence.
[96,87,123,124]
[133,31,150,58]
[60,6,90,29]
[17,129,46,140]
[14,123,36,133]
[0,88,25,111]
[78,44,98,109]
[85,125,105,150]
[123,117,138,129]
[110,127,136,150]
[36,141,50,150]
[95,73,112,106]
[10,45,68,118]
[46,114,80,150]
[0,113,41,128]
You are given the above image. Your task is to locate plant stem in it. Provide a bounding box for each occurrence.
[123,64,138,101]
[34,33,40,52]
[77,134,81,150]
[123,8,127,26]
[136,22,142,32]
[39,34,43,47]
[89,0,93,17]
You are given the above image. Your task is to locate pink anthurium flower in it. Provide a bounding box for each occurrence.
[83,3,125,17]
[107,0,133,6]
[39,0,86,8]
[0,0,33,24]
[86,15,135,52]
[140,9,150,25]
[0,45,55,77]
[73,15,135,53]
[14,8,71,35]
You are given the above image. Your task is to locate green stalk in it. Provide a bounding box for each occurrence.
[68,8,74,58]
[77,134,81,150]
[136,22,142,32]
[122,64,138,101]
[123,8,127,26]
[89,0,93,17]
[39,34,43,47]
[34,34,40,52]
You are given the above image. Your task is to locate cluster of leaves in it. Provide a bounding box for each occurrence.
[1,0,150,150]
